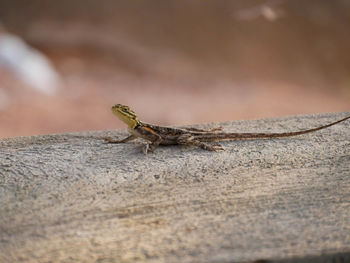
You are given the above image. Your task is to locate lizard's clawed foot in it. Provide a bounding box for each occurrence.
[142,144,154,154]
[142,144,149,154]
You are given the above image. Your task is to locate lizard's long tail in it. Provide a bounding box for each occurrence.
[199,115,350,142]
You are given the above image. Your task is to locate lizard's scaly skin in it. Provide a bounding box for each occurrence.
[105,104,350,153]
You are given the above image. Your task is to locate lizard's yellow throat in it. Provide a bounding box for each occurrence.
[111,104,140,129]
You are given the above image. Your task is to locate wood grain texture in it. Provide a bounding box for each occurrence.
[0,112,350,263]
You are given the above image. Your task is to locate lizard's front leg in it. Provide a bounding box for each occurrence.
[177,134,224,152]
[143,135,163,154]
[104,134,137,144]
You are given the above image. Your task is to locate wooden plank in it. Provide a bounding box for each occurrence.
[0,112,350,263]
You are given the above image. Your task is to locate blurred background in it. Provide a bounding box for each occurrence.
[0,0,349,138]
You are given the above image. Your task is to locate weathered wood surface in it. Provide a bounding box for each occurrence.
[1,112,350,263]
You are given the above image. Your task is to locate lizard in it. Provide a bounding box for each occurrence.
[104,104,350,154]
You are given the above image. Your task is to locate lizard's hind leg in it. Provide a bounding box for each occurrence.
[177,134,224,152]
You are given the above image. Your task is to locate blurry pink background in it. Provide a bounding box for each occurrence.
[0,0,349,138]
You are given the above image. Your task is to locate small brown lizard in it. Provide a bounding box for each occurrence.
[105,104,350,153]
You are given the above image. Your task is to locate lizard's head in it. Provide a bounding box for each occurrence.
[111,104,140,129]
